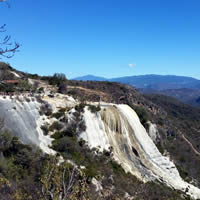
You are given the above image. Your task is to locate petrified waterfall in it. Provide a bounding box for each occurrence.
[81,104,200,199]
[0,96,55,154]
[1,94,200,199]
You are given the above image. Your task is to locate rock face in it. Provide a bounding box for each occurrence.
[147,122,160,142]
[0,94,77,154]
[80,104,200,199]
[1,93,200,199]
[0,95,55,154]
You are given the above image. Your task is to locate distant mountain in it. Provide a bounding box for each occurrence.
[73,75,107,81]
[73,74,200,90]
[110,75,200,90]
[73,74,200,106]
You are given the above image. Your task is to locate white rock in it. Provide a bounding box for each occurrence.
[80,103,200,199]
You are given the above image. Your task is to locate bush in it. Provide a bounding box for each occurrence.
[110,160,125,174]
[41,124,49,136]
[0,131,13,153]
[48,73,67,86]
[39,103,52,116]
[58,82,67,94]
[51,111,64,119]
[38,87,44,93]
[0,130,47,199]
[18,80,32,91]
[49,121,63,132]
[52,136,77,153]
[134,106,150,126]
[78,120,86,132]
[75,103,85,113]
[88,104,101,113]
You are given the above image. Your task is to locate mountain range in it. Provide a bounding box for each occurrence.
[73,74,200,106]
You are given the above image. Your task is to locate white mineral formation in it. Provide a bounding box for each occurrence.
[147,122,160,142]
[0,95,55,154]
[1,93,200,199]
[81,104,200,199]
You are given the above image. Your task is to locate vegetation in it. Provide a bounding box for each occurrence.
[39,103,52,116]
[0,130,92,200]
[0,130,45,200]
[48,105,186,200]
[75,103,86,113]
[144,94,200,187]
[87,104,101,113]
[40,124,49,136]
[18,80,32,91]
[133,105,150,126]
[49,121,63,132]
[0,66,196,199]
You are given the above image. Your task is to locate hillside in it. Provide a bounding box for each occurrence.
[73,74,200,90]
[1,64,200,199]
[140,88,200,107]
[73,74,200,106]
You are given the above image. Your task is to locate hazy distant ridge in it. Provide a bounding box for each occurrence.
[73,74,107,81]
[73,74,200,90]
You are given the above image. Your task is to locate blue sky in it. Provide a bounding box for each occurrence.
[1,0,200,79]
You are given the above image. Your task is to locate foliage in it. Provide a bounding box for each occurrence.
[51,111,65,119]
[87,104,101,113]
[58,82,67,94]
[144,93,200,186]
[41,124,49,136]
[75,103,85,113]
[38,87,44,93]
[18,80,32,91]
[133,105,150,125]
[0,130,46,200]
[39,103,52,116]
[49,121,63,132]
[41,157,90,200]
[48,73,67,86]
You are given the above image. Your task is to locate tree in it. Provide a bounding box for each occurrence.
[58,82,67,94]
[49,73,67,86]
[41,156,89,200]
[0,0,20,59]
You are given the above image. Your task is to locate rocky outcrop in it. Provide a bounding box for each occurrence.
[0,95,55,154]
[80,104,200,199]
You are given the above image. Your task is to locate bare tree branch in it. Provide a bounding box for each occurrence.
[0,1,20,59]
[66,166,76,196]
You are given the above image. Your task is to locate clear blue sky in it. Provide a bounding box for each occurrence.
[1,0,200,79]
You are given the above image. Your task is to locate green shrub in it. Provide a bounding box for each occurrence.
[51,111,64,119]
[134,106,150,125]
[39,103,52,116]
[49,121,63,132]
[110,160,125,174]
[41,124,49,136]
[176,165,189,180]
[156,142,164,154]
[75,103,85,113]
[88,104,101,113]
[38,87,44,93]
[78,120,86,132]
